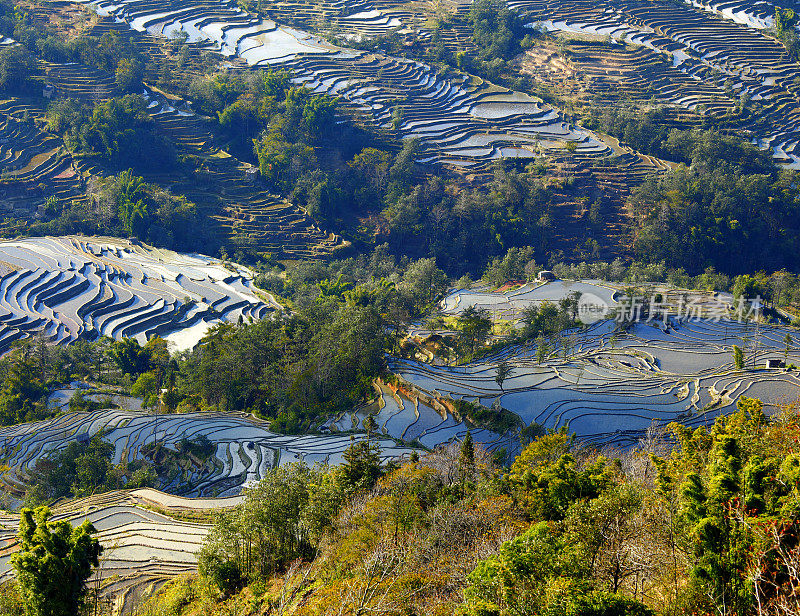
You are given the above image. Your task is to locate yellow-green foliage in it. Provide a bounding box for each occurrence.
[136,577,199,616]
[280,447,526,616]
[0,582,22,616]
[135,576,236,616]
[142,397,800,616]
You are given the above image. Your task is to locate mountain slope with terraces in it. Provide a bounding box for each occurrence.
[508,0,800,166]
[75,0,614,167]
[0,235,279,353]
[139,88,345,257]
[0,1,346,258]
[172,0,800,168]
[0,99,85,223]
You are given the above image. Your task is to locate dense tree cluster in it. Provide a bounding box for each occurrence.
[0,354,48,425]
[462,0,531,80]
[576,112,800,276]
[197,458,360,592]
[0,336,139,428]
[555,119,800,276]
[177,253,451,430]
[631,163,800,274]
[175,302,385,432]
[89,169,212,249]
[255,243,447,313]
[189,69,337,165]
[371,161,561,276]
[46,95,176,171]
[0,45,36,94]
[23,168,217,253]
[24,435,156,505]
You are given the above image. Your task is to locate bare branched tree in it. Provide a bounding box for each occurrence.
[334,539,413,616]
[752,520,800,616]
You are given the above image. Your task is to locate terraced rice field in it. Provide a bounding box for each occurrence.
[42,61,121,101]
[334,281,774,454]
[0,100,84,217]
[326,380,514,451]
[0,408,416,497]
[440,280,621,321]
[0,235,279,353]
[256,0,421,41]
[341,280,780,454]
[518,38,734,125]
[393,309,800,448]
[89,0,800,167]
[80,0,612,167]
[510,0,800,166]
[0,489,239,613]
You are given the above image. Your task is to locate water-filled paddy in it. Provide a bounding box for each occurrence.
[0,236,279,353]
[0,409,417,497]
[394,315,800,447]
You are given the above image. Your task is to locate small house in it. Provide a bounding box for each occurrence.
[766,359,786,369]
[537,270,556,282]
[42,84,55,99]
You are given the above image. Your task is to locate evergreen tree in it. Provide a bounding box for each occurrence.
[460,430,476,479]
[12,507,102,616]
[676,405,766,616]
[495,360,512,391]
[339,436,382,493]
[0,355,48,426]
[732,345,744,370]
[458,305,492,354]
[463,522,653,616]
[362,414,378,438]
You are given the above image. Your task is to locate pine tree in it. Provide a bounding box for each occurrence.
[340,436,382,493]
[362,414,378,438]
[680,434,752,616]
[536,336,549,364]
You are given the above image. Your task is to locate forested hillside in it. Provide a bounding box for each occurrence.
[65,396,796,616]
